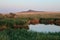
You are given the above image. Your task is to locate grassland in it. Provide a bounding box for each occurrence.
[0,29,60,40]
[0,11,60,40]
[0,18,60,40]
[15,11,60,18]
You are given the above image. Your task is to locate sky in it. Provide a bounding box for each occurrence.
[0,0,60,13]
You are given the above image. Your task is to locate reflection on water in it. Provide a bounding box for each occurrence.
[29,24,60,33]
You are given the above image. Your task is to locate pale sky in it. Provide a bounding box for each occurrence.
[0,0,60,13]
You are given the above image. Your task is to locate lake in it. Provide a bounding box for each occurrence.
[28,24,60,33]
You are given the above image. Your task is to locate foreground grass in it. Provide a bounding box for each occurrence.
[0,29,60,40]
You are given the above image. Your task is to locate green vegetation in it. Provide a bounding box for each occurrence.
[39,18,60,25]
[0,18,29,29]
[0,18,60,29]
[0,29,60,40]
[0,13,60,40]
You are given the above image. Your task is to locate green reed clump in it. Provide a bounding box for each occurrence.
[0,18,28,29]
[0,29,60,40]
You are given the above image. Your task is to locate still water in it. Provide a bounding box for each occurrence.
[29,24,60,33]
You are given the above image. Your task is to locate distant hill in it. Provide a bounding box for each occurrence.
[14,10,60,18]
[20,10,44,12]
[0,10,60,18]
[15,10,60,15]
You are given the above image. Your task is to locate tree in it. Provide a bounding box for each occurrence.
[9,13,16,18]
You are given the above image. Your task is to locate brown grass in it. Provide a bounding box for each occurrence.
[15,11,60,18]
[1,11,60,18]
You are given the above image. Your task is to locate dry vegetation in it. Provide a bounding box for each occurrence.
[0,10,60,18]
[15,11,60,18]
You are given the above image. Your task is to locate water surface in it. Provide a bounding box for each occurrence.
[29,24,60,33]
